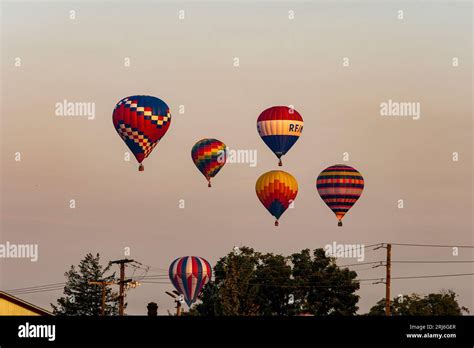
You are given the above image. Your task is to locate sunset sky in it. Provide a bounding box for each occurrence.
[1,0,472,315]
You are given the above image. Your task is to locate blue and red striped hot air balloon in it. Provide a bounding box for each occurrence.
[112,95,171,171]
[257,106,303,166]
[316,164,364,226]
[169,256,212,307]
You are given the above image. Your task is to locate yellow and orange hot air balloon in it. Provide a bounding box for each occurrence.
[256,170,298,226]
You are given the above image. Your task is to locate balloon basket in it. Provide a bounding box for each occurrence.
[338,221,343,227]
[139,164,144,172]
[275,220,279,227]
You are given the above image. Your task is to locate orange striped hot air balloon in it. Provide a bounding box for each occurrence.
[316,164,364,226]
[256,170,298,226]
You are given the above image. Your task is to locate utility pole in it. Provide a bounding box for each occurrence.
[110,259,134,316]
[165,290,183,316]
[385,243,392,316]
[176,299,182,316]
[88,280,115,316]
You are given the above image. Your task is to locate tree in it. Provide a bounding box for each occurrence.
[191,246,360,316]
[291,248,360,315]
[254,253,296,315]
[186,282,221,316]
[368,290,469,315]
[51,253,119,316]
[210,246,260,315]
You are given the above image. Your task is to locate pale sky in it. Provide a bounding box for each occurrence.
[1,0,472,315]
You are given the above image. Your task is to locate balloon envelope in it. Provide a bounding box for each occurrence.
[169,256,212,307]
[316,164,364,226]
[257,106,303,166]
[112,95,171,170]
[256,170,298,226]
[191,138,227,187]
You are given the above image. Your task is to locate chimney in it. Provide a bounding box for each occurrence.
[147,302,158,316]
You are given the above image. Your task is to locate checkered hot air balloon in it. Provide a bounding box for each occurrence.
[112,95,171,171]
[316,164,364,226]
[257,106,303,166]
[169,256,212,308]
[256,170,298,226]
[191,138,227,187]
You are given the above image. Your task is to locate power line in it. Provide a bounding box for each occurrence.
[338,261,383,267]
[139,280,372,288]
[7,287,65,295]
[139,272,474,287]
[138,247,383,276]
[5,282,66,292]
[390,273,474,280]
[389,243,474,248]
[6,271,474,294]
[133,261,167,272]
[350,266,380,272]
[6,243,474,297]
[392,260,474,264]
[126,259,474,283]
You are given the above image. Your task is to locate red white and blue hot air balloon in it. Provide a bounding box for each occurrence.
[168,256,212,307]
[257,106,303,166]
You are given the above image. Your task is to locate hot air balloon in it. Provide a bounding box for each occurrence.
[316,164,364,226]
[256,170,298,226]
[191,138,227,187]
[169,256,212,307]
[257,106,303,166]
[112,95,171,171]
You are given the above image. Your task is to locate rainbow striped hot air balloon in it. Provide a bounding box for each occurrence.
[169,256,212,308]
[191,138,227,187]
[256,170,298,226]
[257,106,303,166]
[316,164,364,226]
[112,95,171,171]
